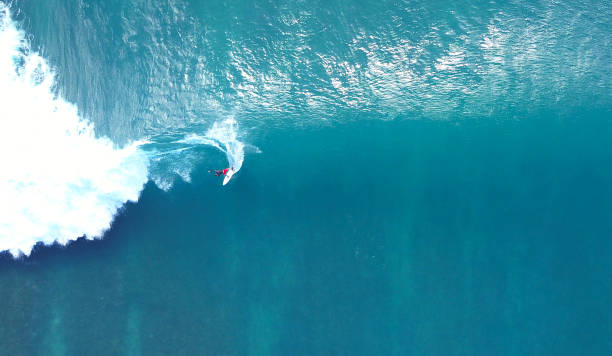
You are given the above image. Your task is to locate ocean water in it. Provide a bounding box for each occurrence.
[1,0,611,355]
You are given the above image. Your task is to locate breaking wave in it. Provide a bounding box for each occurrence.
[0,4,149,257]
[0,5,251,257]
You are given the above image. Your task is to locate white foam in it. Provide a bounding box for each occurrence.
[186,118,245,171]
[0,5,149,257]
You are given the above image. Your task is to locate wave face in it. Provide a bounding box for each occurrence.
[14,0,609,143]
[59,0,607,128]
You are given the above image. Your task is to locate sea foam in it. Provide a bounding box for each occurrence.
[0,5,149,257]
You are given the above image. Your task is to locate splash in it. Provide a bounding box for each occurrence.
[183,118,245,172]
[0,5,149,257]
[146,118,251,190]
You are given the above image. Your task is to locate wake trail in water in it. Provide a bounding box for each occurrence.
[143,118,254,190]
[0,5,253,257]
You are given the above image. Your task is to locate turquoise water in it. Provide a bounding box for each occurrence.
[1,0,611,355]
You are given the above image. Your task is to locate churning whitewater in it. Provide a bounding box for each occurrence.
[0,5,149,257]
[0,5,246,257]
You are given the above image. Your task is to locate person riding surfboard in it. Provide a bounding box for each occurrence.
[209,167,233,177]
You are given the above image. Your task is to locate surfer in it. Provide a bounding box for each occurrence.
[209,167,232,177]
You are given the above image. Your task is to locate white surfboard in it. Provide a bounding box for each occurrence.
[222,168,235,186]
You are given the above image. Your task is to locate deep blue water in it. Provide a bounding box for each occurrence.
[1,0,611,355]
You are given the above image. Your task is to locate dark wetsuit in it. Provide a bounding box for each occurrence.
[213,168,229,176]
